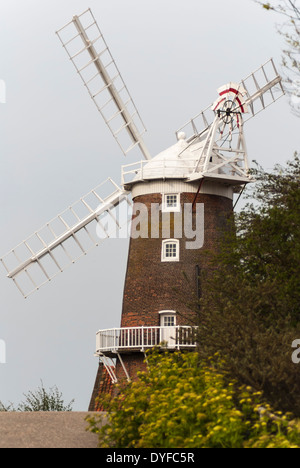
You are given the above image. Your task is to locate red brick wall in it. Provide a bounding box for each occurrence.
[89,363,115,411]
[115,354,148,384]
[120,191,232,329]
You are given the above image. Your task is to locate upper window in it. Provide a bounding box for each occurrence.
[162,194,180,212]
[161,239,180,262]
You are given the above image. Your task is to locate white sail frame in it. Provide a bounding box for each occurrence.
[1,179,131,298]
[56,9,151,160]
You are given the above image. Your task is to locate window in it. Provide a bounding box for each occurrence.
[159,311,177,327]
[166,195,178,208]
[163,315,176,327]
[161,239,180,262]
[162,194,180,212]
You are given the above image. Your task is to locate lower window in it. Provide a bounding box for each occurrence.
[161,239,180,262]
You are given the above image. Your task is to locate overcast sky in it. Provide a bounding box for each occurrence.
[0,0,299,411]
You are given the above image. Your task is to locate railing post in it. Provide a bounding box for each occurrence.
[113,328,116,351]
[141,326,144,352]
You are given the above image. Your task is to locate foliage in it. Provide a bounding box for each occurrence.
[197,155,300,416]
[86,350,300,448]
[18,381,74,412]
[256,0,300,115]
[0,401,15,412]
[0,381,74,412]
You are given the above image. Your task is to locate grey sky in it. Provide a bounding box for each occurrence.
[0,0,299,410]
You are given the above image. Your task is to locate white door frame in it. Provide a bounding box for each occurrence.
[159,311,177,348]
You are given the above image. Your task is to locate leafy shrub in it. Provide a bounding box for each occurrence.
[0,381,74,412]
[86,350,300,448]
[18,381,74,412]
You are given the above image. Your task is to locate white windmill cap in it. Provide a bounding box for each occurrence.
[140,136,197,179]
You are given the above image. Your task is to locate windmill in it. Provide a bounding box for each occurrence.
[0,9,284,406]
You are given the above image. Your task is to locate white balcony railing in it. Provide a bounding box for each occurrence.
[121,159,200,186]
[95,326,198,355]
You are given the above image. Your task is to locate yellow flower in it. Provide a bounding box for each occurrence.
[212,425,223,432]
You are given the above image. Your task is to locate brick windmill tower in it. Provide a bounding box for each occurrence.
[0,10,284,410]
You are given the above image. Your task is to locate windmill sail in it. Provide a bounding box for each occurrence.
[174,59,285,183]
[1,179,131,298]
[56,9,151,160]
[176,58,285,144]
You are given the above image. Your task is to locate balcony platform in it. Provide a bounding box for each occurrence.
[95,326,198,358]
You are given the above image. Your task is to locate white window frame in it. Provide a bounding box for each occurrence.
[159,310,177,327]
[161,239,180,262]
[162,193,180,213]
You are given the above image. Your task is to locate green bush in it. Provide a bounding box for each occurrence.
[0,381,74,412]
[87,350,300,448]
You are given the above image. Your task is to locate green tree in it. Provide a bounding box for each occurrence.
[197,154,300,416]
[0,401,15,412]
[18,381,74,412]
[87,350,300,448]
[0,381,74,412]
[256,0,300,115]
